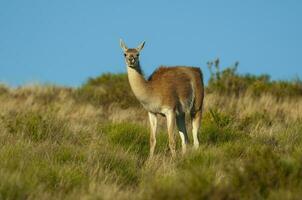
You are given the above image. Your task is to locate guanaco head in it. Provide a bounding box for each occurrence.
[120,39,145,68]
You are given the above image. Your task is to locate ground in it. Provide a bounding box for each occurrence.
[0,83,302,200]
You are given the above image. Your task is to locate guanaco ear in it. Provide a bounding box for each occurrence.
[136,41,145,52]
[120,39,128,51]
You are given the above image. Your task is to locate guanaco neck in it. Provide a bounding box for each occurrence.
[127,62,153,104]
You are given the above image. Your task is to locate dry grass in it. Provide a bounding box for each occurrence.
[0,83,302,200]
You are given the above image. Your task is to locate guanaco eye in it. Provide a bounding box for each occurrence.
[124,53,127,57]
[137,54,139,57]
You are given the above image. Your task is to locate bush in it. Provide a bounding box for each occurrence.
[207,58,302,98]
[226,146,302,199]
[100,122,149,158]
[0,84,9,96]
[1,110,70,143]
[200,110,243,145]
[74,73,139,108]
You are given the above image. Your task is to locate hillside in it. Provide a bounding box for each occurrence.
[0,67,302,199]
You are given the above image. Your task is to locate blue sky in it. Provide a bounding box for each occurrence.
[0,0,301,87]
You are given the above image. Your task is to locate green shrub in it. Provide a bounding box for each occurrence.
[0,84,9,96]
[238,110,273,131]
[74,73,139,108]
[1,110,70,143]
[100,122,149,158]
[226,146,302,199]
[200,110,243,145]
[207,58,302,98]
[98,148,140,186]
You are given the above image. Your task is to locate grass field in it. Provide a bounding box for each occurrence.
[0,73,302,199]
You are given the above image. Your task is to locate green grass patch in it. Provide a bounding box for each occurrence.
[1,110,71,143]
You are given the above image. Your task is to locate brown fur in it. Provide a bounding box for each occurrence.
[148,66,204,115]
